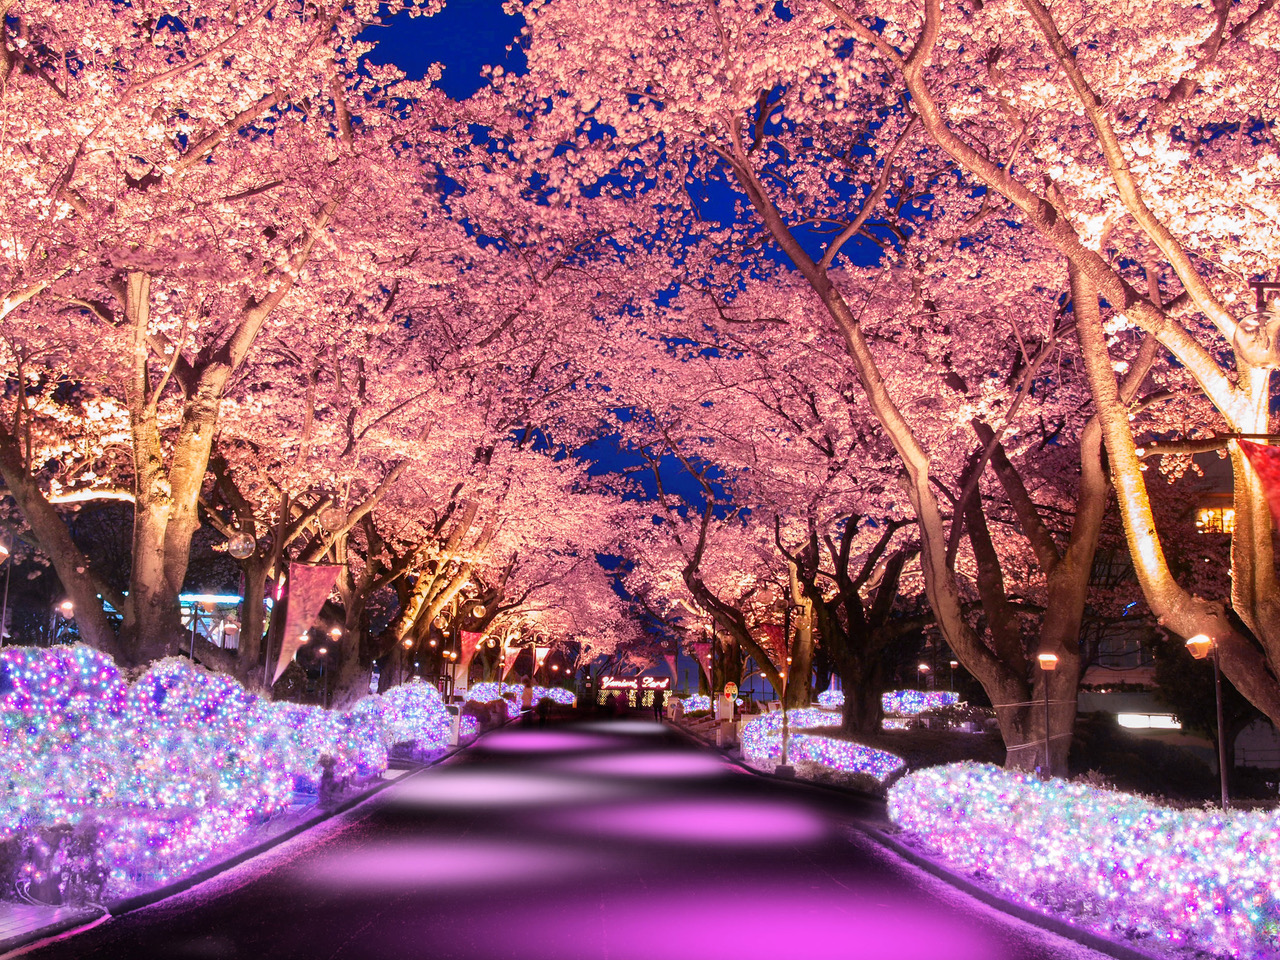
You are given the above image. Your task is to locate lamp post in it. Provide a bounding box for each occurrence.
[949,660,958,692]
[1037,651,1059,779]
[0,542,10,647]
[1187,634,1230,810]
[318,646,329,708]
[917,661,930,689]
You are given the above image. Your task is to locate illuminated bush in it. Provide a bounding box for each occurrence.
[741,709,904,784]
[881,690,959,716]
[889,763,1280,958]
[817,687,843,708]
[0,647,456,897]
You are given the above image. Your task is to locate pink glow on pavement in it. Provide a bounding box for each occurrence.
[505,887,1003,960]
[551,750,729,779]
[553,798,829,845]
[574,720,667,736]
[385,769,626,809]
[296,838,591,892]
[478,730,621,753]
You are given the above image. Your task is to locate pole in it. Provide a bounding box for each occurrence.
[0,559,10,648]
[1213,645,1229,810]
[189,605,197,663]
[1042,672,1052,780]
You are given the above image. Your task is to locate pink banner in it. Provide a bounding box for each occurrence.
[458,629,485,680]
[1240,440,1280,526]
[501,644,521,680]
[759,623,787,670]
[663,653,678,683]
[274,562,342,684]
[535,645,551,670]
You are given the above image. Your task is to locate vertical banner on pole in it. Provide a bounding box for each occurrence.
[457,630,485,689]
[1239,439,1280,525]
[534,645,551,677]
[760,623,786,672]
[501,644,520,681]
[663,652,678,684]
[274,563,342,684]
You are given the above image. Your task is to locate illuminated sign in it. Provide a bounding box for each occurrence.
[600,675,671,691]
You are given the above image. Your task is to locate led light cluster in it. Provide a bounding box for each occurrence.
[463,683,575,712]
[889,763,1280,958]
[679,694,713,712]
[740,709,905,784]
[817,687,843,708]
[881,690,959,716]
[0,647,454,894]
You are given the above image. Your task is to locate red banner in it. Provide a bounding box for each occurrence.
[1240,440,1280,526]
[458,629,485,681]
[759,623,787,669]
[501,644,521,680]
[274,562,342,684]
[693,642,712,680]
[663,653,678,684]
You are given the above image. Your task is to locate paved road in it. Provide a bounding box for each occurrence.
[23,720,1110,960]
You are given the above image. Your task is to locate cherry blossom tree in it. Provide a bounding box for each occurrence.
[813,0,1280,726]
[0,0,460,664]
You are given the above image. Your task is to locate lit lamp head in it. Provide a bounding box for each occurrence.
[0,542,9,559]
[949,660,958,669]
[318,646,328,655]
[330,626,343,639]
[58,599,74,617]
[917,662,930,673]
[1037,652,1060,671]
[1186,634,1213,661]
[403,638,413,649]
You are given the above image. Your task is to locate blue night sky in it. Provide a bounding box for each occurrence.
[361,0,526,100]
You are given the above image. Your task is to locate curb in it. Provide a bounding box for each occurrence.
[671,720,1163,960]
[0,720,504,958]
[860,826,1165,960]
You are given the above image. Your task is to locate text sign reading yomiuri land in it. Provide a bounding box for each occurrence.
[599,675,672,691]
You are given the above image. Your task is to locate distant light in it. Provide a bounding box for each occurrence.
[1118,713,1181,730]
[330,626,343,639]
[179,593,243,605]
[318,646,328,655]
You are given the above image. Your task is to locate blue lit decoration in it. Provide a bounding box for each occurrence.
[463,682,575,716]
[889,763,1280,958]
[0,646,457,896]
[740,709,904,784]
[817,687,843,709]
[881,689,959,715]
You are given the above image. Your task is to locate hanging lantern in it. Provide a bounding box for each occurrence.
[472,603,487,618]
[227,532,256,560]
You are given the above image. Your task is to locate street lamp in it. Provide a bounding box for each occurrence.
[50,599,74,645]
[917,662,930,689]
[949,659,958,691]
[1186,634,1230,810]
[1037,651,1059,779]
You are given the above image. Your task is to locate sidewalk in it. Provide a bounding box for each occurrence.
[0,744,465,955]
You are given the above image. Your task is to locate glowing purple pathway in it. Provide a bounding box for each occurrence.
[25,721,1111,960]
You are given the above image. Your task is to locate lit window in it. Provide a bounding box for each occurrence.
[1196,506,1234,534]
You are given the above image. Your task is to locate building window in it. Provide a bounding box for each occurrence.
[1196,506,1234,534]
